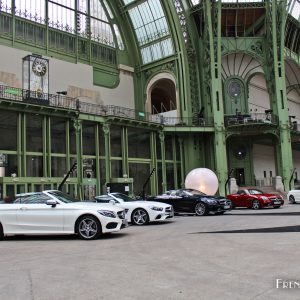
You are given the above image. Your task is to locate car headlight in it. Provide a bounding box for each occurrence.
[98,210,116,218]
[261,196,269,201]
[150,206,163,211]
[206,199,218,205]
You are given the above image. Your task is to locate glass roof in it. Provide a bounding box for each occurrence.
[123,0,174,64]
[0,0,124,49]
[190,0,299,20]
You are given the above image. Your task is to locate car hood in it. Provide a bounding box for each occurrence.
[70,202,123,212]
[134,200,171,208]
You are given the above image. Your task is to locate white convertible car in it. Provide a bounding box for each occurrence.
[0,190,127,240]
[287,188,300,204]
[94,193,174,225]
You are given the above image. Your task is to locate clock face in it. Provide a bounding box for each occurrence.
[228,81,242,98]
[32,58,47,77]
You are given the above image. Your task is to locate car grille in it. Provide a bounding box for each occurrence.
[218,199,227,205]
[269,197,282,201]
[117,211,125,219]
[165,206,173,213]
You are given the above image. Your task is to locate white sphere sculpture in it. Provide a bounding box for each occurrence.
[185,168,219,195]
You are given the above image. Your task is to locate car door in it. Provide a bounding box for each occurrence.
[237,190,248,207]
[176,191,194,212]
[0,203,19,233]
[15,193,64,233]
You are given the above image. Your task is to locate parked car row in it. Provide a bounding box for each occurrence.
[0,186,288,241]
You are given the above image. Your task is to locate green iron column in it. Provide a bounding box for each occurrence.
[178,137,185,188]
[150,131,157,196]
[74,119,83,199]
[95,124,100,195]
[121,127,128,178]
[268,0,293,191]
[204,0,227,196]
[103,123,111,191]
[159,131,167,192]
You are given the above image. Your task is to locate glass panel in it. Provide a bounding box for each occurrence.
[156,133,161,160]
[177,163,182,188]
[165,135,173,160]
[69,122,76,155]
[83,158,96,178]
[90,0,108,21]
[111,159,122,178]
[27,156,43,177]
[99,125,105,157]
[110,125,122,157]
[0,0,12,13]
[6,185,14,199]
[129,163,150,196]
[48,2,75,33]
[128,128,150,159]
[166,163,174,190]
[90,18,114,46]
[82,122,95,155]
[51,157,66,177]
[6,155,18,177]
[113,24,124,50]
[175,137,181,160]
[14,0,45,24]
[100,159,106,193]
[0,110,17,151]
[289,1,300,19]
[26,114,43,152]
[157,162,162,194]
[51,117,66,153]
[17,184,25,194]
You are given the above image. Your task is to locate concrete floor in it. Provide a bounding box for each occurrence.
[1,204,300,300]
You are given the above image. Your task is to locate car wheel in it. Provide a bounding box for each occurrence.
[194,202,208,216]
[252,200,260,210]
[131,208,149,225]
[76,215,102,240]
[273,206,280,209]
[289,195,296,204]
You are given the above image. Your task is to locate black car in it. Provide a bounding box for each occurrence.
[147,189,231,216]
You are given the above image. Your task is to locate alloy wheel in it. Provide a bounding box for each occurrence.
[195,202,207,216]
[78,217,99,239]
[252,200,260,210]
[132,209,149,225]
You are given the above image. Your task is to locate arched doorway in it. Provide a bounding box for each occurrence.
[150,79,176,114]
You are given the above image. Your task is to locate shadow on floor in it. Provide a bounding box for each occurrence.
[190,225,300,234]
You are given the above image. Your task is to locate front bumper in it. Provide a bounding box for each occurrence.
[208,203,231,213]
[150,207,174,222]
[262,199,284,207]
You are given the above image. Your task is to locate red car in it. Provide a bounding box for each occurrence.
[227,188,284,209]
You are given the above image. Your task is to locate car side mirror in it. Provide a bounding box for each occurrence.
[46,199,57,207]
[109,199,116,205]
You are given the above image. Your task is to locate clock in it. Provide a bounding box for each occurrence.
[22,55,49,104]
[32,58,47,76]
[228,81,242,98]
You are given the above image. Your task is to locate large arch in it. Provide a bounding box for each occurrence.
[145,72,178,119]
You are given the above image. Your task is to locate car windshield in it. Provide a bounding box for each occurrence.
[111,193,136,202]
[248,189,263,195]
[48,191,80,203]
[181,189,206,196]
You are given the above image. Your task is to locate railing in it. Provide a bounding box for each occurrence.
[0,85,215,127]
[225,113,278,127]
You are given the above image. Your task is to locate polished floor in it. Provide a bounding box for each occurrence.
[1,204,300,300]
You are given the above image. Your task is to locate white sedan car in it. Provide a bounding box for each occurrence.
[94,193,174,225]
[0,190,127,240]
[287,188,300,204]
